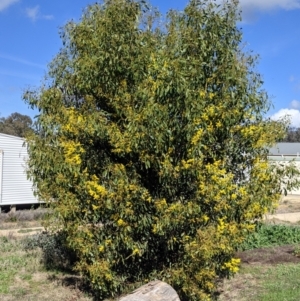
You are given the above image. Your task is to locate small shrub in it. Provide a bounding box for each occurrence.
[0,236,9,244]
[6,214,17,222]
[293,246,300,257]
[23,231,77,271]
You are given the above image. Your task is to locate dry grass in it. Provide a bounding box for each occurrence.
[1,272,93,301]
[218,271,262,301]
[218,262,300,301]
[0,207,48,230]
[0,234,93,301]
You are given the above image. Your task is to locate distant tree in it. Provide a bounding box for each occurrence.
[280,127,300,142]
[0,112,33,137]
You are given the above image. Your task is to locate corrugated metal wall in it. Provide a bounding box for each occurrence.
[0,133,39,205]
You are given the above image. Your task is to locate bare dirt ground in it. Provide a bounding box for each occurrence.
[266,194,300,223]
[236,245,300,265]
[276,195,300,213]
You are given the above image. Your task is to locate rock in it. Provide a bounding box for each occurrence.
[118,280,181,301]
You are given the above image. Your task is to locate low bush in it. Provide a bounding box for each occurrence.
[240,224,300,251]
[23,231,77,271]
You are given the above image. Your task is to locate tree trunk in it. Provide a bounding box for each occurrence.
[118,280,181,301]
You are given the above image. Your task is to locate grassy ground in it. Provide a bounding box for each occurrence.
[2,228,300,301]
[244,263,300,301]
[219,250,300,301]
[0,234,92,301]
[2,205,300,300]
[218,224,300,301]
[0,207,92,301]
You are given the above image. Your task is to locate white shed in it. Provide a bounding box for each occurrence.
[0,133,39,209]
[269,143,300,195]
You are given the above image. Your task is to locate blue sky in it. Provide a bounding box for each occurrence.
[1,0,300,127]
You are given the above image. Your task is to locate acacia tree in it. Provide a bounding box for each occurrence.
[24,0,286,299]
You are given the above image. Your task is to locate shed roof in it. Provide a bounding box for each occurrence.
[0,133,24,141]
[269,143,300,156]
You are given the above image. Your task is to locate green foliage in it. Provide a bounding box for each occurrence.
[0,112,33,137]
[240,224,300,251]
[24,0,290,300]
